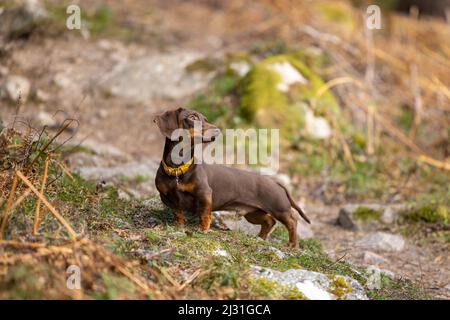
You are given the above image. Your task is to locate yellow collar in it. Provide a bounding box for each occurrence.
[161,158,194,177]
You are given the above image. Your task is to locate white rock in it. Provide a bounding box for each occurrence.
[3,75,31,103]
[303,105,332,139]
[380,207,396,224]
[229,61,251,77]
[252,266,368,300]
[81,139,125,158]
[269,62,308,92]
[296,280,333,300]
[35,89,50,102]
[444,283,450,292]
[100,52,214,102]
[258,246,287,259]
[357,232,405,252]
[76,160,159,182]
[362,251,389,265]
[213,249,229,258]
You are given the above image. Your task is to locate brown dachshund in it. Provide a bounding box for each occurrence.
[153,108,310,248]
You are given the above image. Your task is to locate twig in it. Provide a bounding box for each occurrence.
[33,156,50,236]
[16,170,77,240]
[54,160,74,180]
[0,174,19,240]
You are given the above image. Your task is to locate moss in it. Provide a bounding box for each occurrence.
[316,2,356,32]
[238,54,339,139]
[185,57,218,73]
[329,276,352,299]
[353,207,382,222]
[249,277,307,300]
[405,204,449,225]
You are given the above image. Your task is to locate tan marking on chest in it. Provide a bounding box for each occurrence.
[176,182,195,193]
[156,181,170,194]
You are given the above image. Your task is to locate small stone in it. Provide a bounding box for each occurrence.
[357,232,405,252]
[258,246,287,259]
[362,251,389,265]
[380,207,396,224]
[444,283,450,292]
[3,75,31,103]
[213,249,229,258]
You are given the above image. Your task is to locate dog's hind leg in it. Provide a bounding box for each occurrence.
[276,211,298,248]
[244,211,276,240]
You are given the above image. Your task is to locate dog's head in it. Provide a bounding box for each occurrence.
[153,107,221,142]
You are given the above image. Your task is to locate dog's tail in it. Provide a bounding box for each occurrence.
[276,182,311,224]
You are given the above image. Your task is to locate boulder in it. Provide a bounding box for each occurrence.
[362,251,389,266]
[100,52,214,103]
[356,232,405,252]
[337,204,405,231]
[251,266,368,300]
[0,0,47,39]
[238,54,339,139]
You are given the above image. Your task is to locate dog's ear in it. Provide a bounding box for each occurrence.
[153,109,181,139]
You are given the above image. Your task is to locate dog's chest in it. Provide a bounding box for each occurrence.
[156,179,197,211]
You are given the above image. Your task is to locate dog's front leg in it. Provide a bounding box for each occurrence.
[173,209,186,226]
[197,190,213,233]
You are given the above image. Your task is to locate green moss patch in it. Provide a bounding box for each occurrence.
[353,207,382,222]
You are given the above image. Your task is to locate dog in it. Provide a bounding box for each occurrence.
[153,107,310,248]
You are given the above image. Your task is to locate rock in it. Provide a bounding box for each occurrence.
[444,283,450,292]
[258,246,287,259]
[268,61,309,92]
[380,207,396,224]
[0,65,9,77]
[214,211,260,236]
[252,266,368,300]
[76,160,159,182]
[357,232,405,252]
[302,104,332,139]
[100,52,214,103]
[239,54,340,139]
[229,61,250,77]
[213,248,229,258]
[2,75,31,103]
[0,0,47,39]
[337,204,404,231]
[80,139,126,159]
[37,111,56,127]
[362,251,389,265]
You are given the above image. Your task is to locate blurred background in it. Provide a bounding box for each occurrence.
[0,0,449,299]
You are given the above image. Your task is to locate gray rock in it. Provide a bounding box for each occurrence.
[337,204,404,231]
[0,0,47,39]
[100,52,214,103]
[362,251,389,266]
[76,160,159,182]
[252,266,368,300]
[357,232,405,252]
[80,139,127,159]
[258,246,287,259]
[444,283,450,292]
[2,75,31,103]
